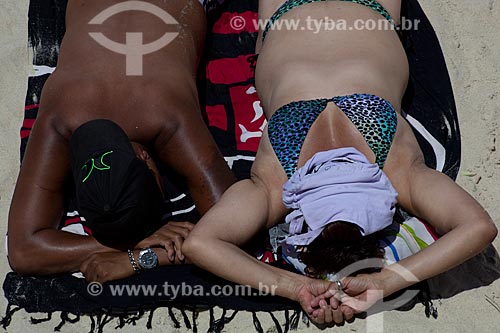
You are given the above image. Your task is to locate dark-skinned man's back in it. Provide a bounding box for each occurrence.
[8,0,236,280]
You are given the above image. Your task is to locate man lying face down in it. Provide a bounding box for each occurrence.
[8,0,235,283]
[70,119,166,251]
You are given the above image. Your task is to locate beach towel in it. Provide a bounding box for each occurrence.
[3,0,460,331]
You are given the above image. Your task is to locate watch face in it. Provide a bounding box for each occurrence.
[138,249,158,269]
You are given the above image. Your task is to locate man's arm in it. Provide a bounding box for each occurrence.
[7,115,114,275]
[156,113,236,215]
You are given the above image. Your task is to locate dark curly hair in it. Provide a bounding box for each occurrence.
[299,221,385,277]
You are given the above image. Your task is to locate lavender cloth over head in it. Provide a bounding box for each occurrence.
[283,147,398,246]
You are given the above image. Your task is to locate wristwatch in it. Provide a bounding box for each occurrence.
[137,248,158,270]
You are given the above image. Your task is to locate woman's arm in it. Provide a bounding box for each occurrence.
[380,164,496,293]
[183,178,302,297]
[183,177,348,323]
[182,125,301,296]
[331,164,497,313]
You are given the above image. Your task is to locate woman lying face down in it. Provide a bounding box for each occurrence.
[275,147,396,277]
[179,0,497,325]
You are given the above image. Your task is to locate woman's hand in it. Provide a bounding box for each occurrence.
[337,274,385,314]
[136,221,194,262]
[80,251,134,283]
[295,278,349,325]
[307,274,386,323]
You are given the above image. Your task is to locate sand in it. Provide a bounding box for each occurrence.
[1,0,499,332]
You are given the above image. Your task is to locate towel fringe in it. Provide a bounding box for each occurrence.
[66,312,81,324]
[289,309,300,330]
[192,309,199,333]
[252,311,264,333]
[30,311,52,324]
[269,311,283,333]
[419,282,439,319]
[0,305,306,332]
[115,314,127,329]
[124,309,144,325]
[54,311,71,331]
[284,309,290,333]
[98,313,114,333]
[94,313,103,333]
[301,311,310,327]
[226,309,238,322]
[207,306,216,332]
[168,307,181,328]
[211,308,229,332]
[146,308,156,329]
[181,308,193,330]
[423,300,438,319]
[89,314,96,333]
[0,304,22,329]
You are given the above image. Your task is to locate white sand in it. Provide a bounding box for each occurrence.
[1,0,499,332]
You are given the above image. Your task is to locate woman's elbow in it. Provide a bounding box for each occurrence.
[183,232,209,263]
[474,218,498,247]
[481,219,498,244]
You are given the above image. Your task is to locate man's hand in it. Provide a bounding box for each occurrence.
[136,222,194,262]
[295,278,348,325]
[80,251,134,284]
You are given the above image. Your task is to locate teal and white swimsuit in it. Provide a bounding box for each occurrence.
[268,94,398,178]
[264,0,399,178]
[262,0,396,42]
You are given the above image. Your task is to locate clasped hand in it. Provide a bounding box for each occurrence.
[136,221,195,262]
[80,221,194,283]
[298,274,385,325]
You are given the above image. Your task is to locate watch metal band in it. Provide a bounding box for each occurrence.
[127,249,141,273]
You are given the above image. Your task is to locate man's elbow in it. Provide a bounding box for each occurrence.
[7,237,48,275]
[8,246,36,275]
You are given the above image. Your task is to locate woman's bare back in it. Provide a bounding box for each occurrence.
[252,0,422,222]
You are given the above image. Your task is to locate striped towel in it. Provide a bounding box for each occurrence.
[380,217,439,265]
